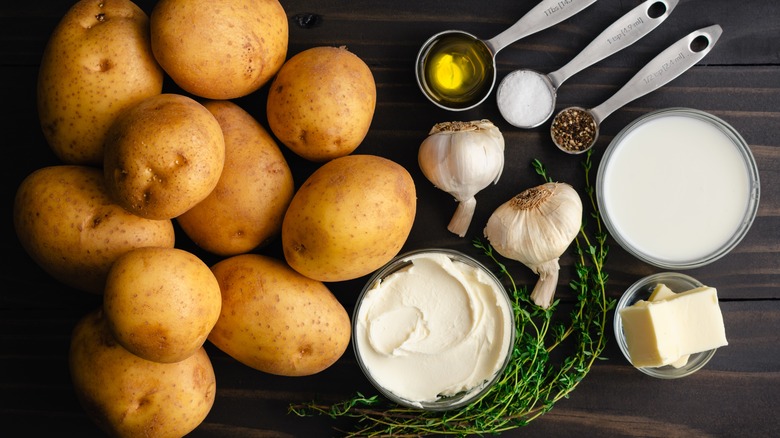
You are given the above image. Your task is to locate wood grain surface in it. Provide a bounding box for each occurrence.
[1,0,778,436]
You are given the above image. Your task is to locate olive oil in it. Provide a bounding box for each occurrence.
[419,32,494,109]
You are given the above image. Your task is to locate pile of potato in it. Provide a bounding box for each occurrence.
[13,0,417,436]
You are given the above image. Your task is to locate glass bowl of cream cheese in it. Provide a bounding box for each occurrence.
[352,248,515,410]
[596,108,760,270]
[614,272,723,379]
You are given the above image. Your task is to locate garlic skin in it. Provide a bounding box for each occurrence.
[483,182,582,308]
[418,120,505,237]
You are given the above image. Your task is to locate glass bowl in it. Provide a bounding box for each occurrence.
[613,272,718,379]
[352,248,515,410]
[596,108,760,269]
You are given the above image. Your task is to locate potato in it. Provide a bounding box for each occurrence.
[282,154,416,282]
[150,0,288,99]
[37,0,163,165]
[209,254,351,377]
[13,165,175,294]
[103,93,225,220]
[103,247,222,363]
[176,100,294,256]
[266,46,377,162]
[70,308,216,437]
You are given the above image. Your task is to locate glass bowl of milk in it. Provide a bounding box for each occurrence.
[596,108,760,269]
[352,248,515,410]
[614,272,719,379]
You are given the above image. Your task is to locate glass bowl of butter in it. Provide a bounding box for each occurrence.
[614,272,727,379]
[352,248,515,410]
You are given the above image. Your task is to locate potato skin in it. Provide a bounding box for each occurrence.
[282,155,416,282]
[209,254,351,377]
[103,93,225,220]
[13,165,175,294]
[37,0,163,165]
[150,0,288,99]
[103,247,222,363]
[176,100,294,256]
[266,46,377,162]
[70,308,216,438]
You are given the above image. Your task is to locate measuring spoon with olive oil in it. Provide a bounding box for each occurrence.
[415,0,597,111]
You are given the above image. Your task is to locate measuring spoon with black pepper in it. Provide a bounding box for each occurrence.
[551,24,722,154]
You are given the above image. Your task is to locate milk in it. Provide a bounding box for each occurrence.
[600,113,752,265]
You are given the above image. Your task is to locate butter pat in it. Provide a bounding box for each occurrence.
[619,285,727,368]
[647,284,690,368]
[648,283,675,301]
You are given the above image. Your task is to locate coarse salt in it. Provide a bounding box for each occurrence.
[496,69,554,128]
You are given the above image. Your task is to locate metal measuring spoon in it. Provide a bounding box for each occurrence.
[497,0,678,129]
[415,0,597,111]
[551,24,723,154]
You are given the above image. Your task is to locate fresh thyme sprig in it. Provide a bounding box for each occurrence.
[290,150,615,436]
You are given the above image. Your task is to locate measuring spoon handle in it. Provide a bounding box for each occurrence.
[547,0,678,89]
[590,24,723,125]
[484,0,597,55]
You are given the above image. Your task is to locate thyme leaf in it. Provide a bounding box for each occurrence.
[290,150,615,436]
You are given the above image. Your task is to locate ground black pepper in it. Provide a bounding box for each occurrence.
[551,108,597,153]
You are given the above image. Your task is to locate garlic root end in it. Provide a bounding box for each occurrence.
[530,259,561,309]
[447,197,477,238]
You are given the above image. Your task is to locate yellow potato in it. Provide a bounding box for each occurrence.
[70,308,216,437]
[103,247,222,363]
[13,165,175,294]
[282,154,416,282]
[266,46,377,162]
[150,0,288,99]
[103,93,225,220]
[176,100,294,256]
[209,254,351,377]
[37,0,163,165]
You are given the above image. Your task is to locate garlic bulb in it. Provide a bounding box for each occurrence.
[418,119,505,237]
[483,182,582,308]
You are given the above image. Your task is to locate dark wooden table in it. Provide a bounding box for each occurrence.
[2,0,778,436]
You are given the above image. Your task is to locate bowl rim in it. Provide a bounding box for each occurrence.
[596,107,760,270]
[351,247,515,410]
[613,271,718,379]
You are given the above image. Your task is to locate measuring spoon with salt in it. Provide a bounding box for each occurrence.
[497,0,678,129]
[415,0,597,111]
[550,24,723,154]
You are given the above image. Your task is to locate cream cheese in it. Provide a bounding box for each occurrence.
[354,251,513,406]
